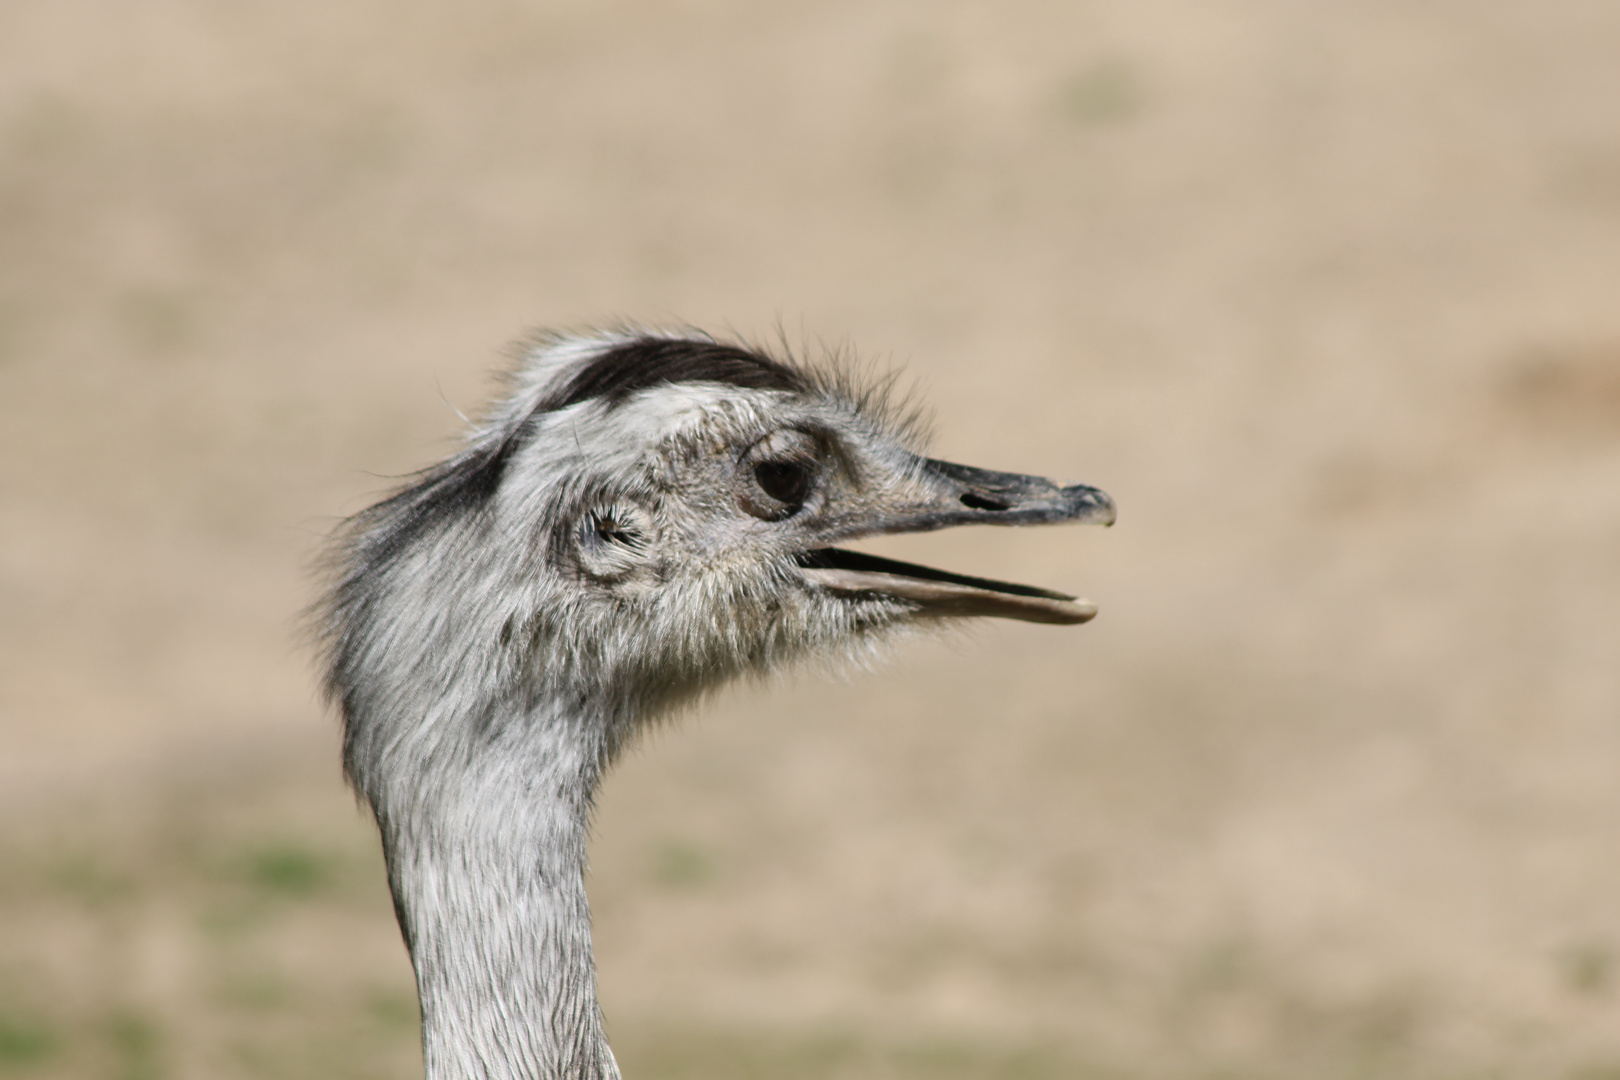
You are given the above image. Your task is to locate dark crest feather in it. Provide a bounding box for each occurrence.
[544,337,808,410]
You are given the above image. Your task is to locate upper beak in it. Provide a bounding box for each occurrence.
[797,457,1115,625]
[904,457,1116,531]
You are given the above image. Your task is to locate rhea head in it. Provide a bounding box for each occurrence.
[317,328,1114,1080]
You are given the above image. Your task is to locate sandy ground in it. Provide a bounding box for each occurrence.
[2,1,1619,1077]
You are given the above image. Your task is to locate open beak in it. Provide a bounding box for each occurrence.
[796,457,1115,626]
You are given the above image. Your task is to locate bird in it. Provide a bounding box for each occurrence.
[316,327,1115,1080]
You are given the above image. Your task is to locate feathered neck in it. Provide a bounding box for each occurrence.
[376,699,622,1080]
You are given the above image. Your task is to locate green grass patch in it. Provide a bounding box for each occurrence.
[0,1014,59,1067]
[652,842,716,889]
[246,845,331,898]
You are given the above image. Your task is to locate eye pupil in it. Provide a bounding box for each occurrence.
[755,460,811,507]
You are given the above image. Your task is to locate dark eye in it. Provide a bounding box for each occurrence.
[740,428,825,521]
[754,460,812,507]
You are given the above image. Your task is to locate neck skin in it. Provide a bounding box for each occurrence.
[378,713,621,1080]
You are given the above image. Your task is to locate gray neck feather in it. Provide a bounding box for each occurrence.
[378,700,622,1080]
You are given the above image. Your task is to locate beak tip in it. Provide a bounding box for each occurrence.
[1064,484,1117,527]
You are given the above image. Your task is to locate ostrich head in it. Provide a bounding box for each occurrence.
[318,329,1114,1080]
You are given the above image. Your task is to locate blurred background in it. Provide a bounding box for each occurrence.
[2,1,1618,1077]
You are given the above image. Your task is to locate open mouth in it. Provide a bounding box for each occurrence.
[795,548,1096,626]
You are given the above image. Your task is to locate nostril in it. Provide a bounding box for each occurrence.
[960,491,1011,512]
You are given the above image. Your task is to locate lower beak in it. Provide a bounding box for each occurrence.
[797,547,1097,624]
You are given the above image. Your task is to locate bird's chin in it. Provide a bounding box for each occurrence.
[794,548,1096,626]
